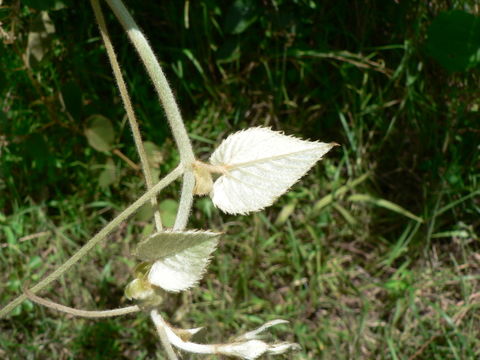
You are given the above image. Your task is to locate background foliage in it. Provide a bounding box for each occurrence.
[1,0,479,359]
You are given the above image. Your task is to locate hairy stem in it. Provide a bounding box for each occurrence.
[25,288,140,318]
[151,310,179,360]
[91,0,163,231]
[173,170,195,231]
[104,0,195,165]
[0,165,183,318]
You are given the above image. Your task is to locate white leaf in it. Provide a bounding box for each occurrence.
[209,127,337,214]
[235,319,289,341]
[151,310,300,359]
[218,340,269,360]
[135,230,220,292]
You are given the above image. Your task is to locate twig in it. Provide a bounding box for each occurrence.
[112,149,141,171]
[407,333,439,360]
[24,287,140,318]
[1,231,51,248]
[18,231,51,242]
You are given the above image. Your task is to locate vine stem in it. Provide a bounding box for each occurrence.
[0,165,183,319]
[151,310,179,360]
[104,0,195,165]
[90,0,163,232]
[174,171,195,230]
[24,288,140,318]
[104,0,196,230]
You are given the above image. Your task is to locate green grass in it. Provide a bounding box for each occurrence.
[1,0,480,359]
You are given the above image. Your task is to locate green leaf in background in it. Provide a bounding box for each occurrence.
[84,115,115,152]
[196,198,214,219]
[274,202,296,226]
[135,203,154,222]
[159,199,179,228]
[348,194,424,223]
[135,199,178,227]
[25,11,56,67]
[98,158,117,188]
[143,141,163,168]
[224,0,258,34]
[426,10,480,72]
[28,255,43,271]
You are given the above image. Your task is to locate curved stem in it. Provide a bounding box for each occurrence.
[104,0,195,164]
[151,309,215,355]
[151,310,179,360]
[91,0,163,231]
[25,288,140,318]
[173,170,195,231]
[0,165,183,318]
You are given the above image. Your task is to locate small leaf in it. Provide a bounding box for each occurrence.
[159,199,179,228]
[135,203,154,222]
[235,319,289,341]
[274,202,296,226]
[209,127,337,214]
[135,198,177,224]
[28,256,43,270]
[98,158,117,188]
[135,230,220,292]
[426,10,480,72]
[150,168,161,183]
[25,11,56,67]
[143,141,163,168]
[84,115,115,152]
